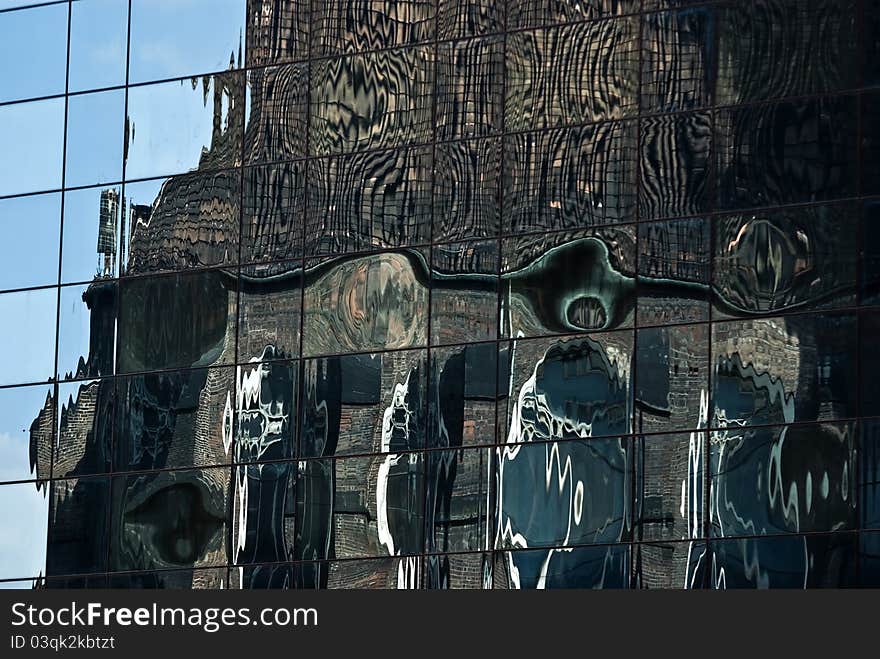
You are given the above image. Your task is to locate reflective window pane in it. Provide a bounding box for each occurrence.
[0,383,54,484]
[129,0,246,84]
[311,0,433,55]
[505,20,640,132]
[0,481,49,579]
[712,313,858,426]
[110,467,228,572]
[433,137,500,242]
[299,349,428,457]
[118,270,237,374]
[0,97,64,196]
[54,378,112,479]
[636,324,709,433]
[302,251,429,356]
[716,96,858,210]
[503,123,638,236]
[47,475,110,577]
[69,0,129,93]
[62,186,121,285]
[0,192,60,292]
[0,3,67,103]
[65,89,125,188]
[637,218,710,326]
[309,46,434,156]
[503,227,637,337]
[245,0,309,66]
[57,281,116,381]
[125,74,245,182]
[293,453,425,563]
[306,147,432,255]
[114,368,234,473]
[710,422,857,538]
[0,287,57,386]
[431,241,498,345]
[121,170,242,276]
[713,203,859,318]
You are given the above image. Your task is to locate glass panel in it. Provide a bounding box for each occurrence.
[641,8,713,112]
[69,0,129,93]
[637,218,710,326]
[294,453,425,564]
[245,0,309,66]
[0,192,60,292]
[716,0,858,105]
[117,270,236,374]
[862,92,880,196]
[639,112,711,220]
[864,202,880,304]
[437,0,501,39]
[114,367,234,473]
[242,162,305,266]
[237,261,302,364]
[503,123,638,235]
[234,358,297,464]
[636,324,709,433]
[57,281,116,381]
[424,552,491,589]
[861,421,880,533]
[47,475,110,577]
[0,97,64,196]
[0,383,54,484]
[0,3,67,103]
[309,46,434,156]
[709,532,856,588]
[494,545,630,589]
[430,240,498,345]
[65,89,125,188]
[709,421,857,537]
[125,73,245,181]
[109,567,227,588]
[505,20,639,132]
[299,349,428,457]
[502,332,634,442]
[129,0,246,84]
[311,0,433,56]
[109,467,229,572]
[433,137,500,242]
[293,558,421,589]
[503,227,637,337]
[712,313,858,425]
[713,203,858,318]
[716,96,858,210]
[0,287,57,386]
[302,251,429,356]
[54,379,113,479]
[425,446,492,555]
[436,36,503,141]
[634,541,707,589]
[244,63,308,165]
[861,311,880,416]
[62,185,121,284]
[121,170,242,276]
[306,147,432,255]
[496,438,631,551]
[0,481,49,579]
[506,0,636,30]
[635,432,706,542]
[429,343,498,449]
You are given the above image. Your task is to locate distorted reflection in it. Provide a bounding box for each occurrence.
[6,0,874,589]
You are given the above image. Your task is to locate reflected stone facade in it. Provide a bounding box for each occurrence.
[0,0,878,589]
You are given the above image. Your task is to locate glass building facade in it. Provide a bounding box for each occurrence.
[0,0,878,589]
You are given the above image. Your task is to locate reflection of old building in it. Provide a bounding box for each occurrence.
[11,0,876,589]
